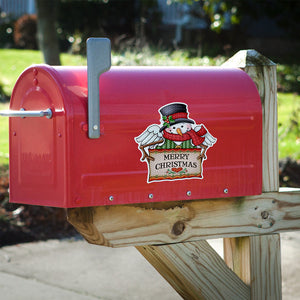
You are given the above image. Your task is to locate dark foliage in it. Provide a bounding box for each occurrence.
[279,158,300,188]
[13,14,38,49]
[0,170,77,247]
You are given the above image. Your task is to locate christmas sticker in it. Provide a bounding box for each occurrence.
[135,102,217,182]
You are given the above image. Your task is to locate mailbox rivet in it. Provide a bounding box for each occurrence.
[13,131,16,136]
[224,188,229,194]
[187,191,191,196]
[58,133,62,138]
[109,196,114,201]
[81,123,88,132]
[93,125,98,131]
[33,68,38,76]
[148,194,154,199]
[74,197,81,204]
[33,78,38,86]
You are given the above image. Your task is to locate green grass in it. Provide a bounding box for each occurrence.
[0,102,9,167]
[0,49,44,96]
[278,93,300,159]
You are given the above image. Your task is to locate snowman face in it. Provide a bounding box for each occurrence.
[165,123,192,135]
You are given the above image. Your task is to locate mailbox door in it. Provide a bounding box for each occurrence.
[9,66,68,207]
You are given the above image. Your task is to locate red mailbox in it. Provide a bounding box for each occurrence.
[3,39,262,208]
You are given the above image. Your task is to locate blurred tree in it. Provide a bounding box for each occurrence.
[35,0,61,65]
[171,0,300,37]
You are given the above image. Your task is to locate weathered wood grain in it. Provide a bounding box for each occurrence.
[249,234,282,299]
[67,190,300,247]
[223,234,282,300]
[223,50,281,300]
[137,240,250,300]
[224,237,251,285]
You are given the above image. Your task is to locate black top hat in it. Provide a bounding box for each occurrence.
[159,103,194,132]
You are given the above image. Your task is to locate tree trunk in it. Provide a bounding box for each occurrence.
[35,0,61,65]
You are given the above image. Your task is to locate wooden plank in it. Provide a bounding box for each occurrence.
[67,190,300,247]
[136,240,250,300]
[249,234,282,299]
[223,234,282,300]
[223,50,281,300]
[223,237,251,285]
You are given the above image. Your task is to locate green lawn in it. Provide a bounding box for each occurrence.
[0,102,9,166]
[278,93,300,159]
[0,49,299,162]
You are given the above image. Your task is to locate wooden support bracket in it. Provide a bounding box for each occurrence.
[137,241,250,300]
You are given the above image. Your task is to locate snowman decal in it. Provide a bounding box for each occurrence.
[135,102,217,182]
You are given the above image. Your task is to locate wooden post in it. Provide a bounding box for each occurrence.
[223,50,282,299]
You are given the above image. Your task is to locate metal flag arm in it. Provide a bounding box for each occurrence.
[86,38,111,139]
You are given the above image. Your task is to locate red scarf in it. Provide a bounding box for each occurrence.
[163,127,207,146]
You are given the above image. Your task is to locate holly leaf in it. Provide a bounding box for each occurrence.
[169,116,175,123]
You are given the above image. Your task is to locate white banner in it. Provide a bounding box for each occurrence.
[148,149,203,182]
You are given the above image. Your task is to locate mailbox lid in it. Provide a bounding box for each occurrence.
[70,66,262,207]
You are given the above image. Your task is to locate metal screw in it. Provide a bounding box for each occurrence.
[148,194,154,199]
[187,191,191,196]
[109,196,114,201]
[261,211,269,219]
[224,188,229,194]
[93,125,98,130]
